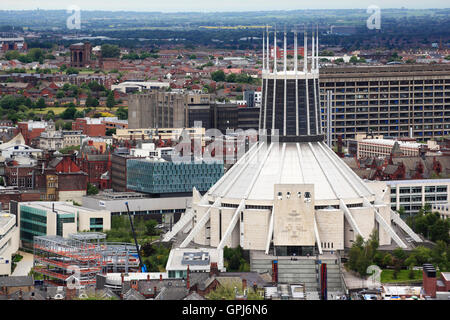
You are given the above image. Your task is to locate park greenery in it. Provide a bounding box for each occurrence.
[5,48,46,64]
[104,215,168,272]
[122,51,158,60]
[347,231,449,280]
[101,44,121,58]
[405,204,450,243]
[211,70,258,84]
[0,79,124,123]
[349,55,366,64]
[223,246,250,272]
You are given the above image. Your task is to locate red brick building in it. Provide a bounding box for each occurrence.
[4,162,36,189]
[34,155,88,202]
[78,148,111,189]
[0,189,40,211]
[423,263,450,298]
[15,121,47,146]
[72,118,106,137]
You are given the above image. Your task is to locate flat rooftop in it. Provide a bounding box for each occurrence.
[20,201,104,214]
[166,248,224,272]
[361,139,422,149]
[0,212,15,228]
[86,191,150,201]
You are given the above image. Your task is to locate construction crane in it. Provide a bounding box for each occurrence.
[125,202,148,272]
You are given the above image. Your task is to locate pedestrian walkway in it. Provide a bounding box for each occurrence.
[12,251,34,276]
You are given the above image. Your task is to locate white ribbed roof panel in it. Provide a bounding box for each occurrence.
[209,142,374,201]
[297,143,336,200]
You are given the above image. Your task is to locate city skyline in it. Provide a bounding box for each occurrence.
[0,0,449,12]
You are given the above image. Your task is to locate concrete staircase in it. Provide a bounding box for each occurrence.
[391,210,423,243]
[162,208,194,242]
[320,258,343,292]
[251,256,343,294]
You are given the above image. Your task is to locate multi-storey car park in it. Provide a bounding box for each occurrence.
[33,233,139,287]
[319,64,450,144]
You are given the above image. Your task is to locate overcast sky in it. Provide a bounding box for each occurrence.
[0,0,449,11]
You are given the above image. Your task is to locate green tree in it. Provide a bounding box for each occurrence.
[105,128,116,136]
[145,220,158,236]
[429,219,450,243]
[36,97,46,110]
[63,121,72,130]
[56,90,65,99]
[106,92,116,109]
[101,44,120,58]
[211,70,226,82]
[85,94,99,108]
[66,67,79,75]
[116,106,128,120]
[61,105,77,120]
[392,247,407,265]
[410,246,432,265]
[382,253,393,267]
[5,50,20,60]
[350,55,360,64]
[87,183,99,195]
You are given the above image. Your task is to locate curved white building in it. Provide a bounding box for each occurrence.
[165,30,420,257]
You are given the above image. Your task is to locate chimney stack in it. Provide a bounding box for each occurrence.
[186,265,190,290]
[209,262,219,276]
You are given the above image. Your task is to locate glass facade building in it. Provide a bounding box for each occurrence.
[127,160,224,194]
[20,205,47,245]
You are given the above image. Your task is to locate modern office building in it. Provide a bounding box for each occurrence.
[165,31,419,260]
[17,202,111,248]
[188,103,260,133]
[127,158,224,195]
[388,179,450,217]
[432,203,450,220]
[0,213,19,276]
[111,149,140,192]
[82,190,191,226]
[319,64,450,144]
[128,91,210,129]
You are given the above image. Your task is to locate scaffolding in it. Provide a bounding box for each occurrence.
[33,233,140,287]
